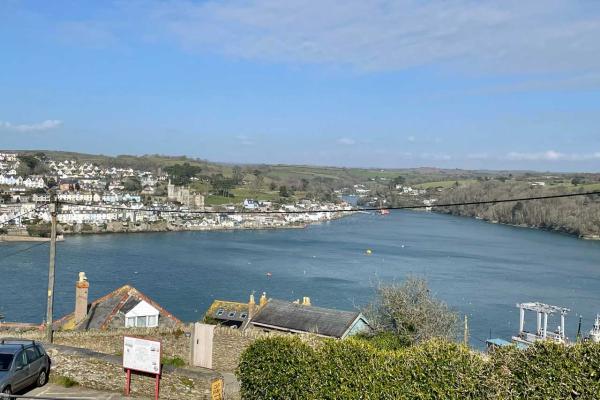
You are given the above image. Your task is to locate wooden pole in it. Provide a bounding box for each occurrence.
[463,315,469,346]
[45,200,57,343]
[125,369,131,396]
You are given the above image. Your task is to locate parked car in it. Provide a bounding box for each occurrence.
[0,339,51,397]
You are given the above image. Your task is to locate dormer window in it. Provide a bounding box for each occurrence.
[125,300,159,328]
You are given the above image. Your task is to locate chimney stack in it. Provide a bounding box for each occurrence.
[259,292,267,307]
[248,292,256,319]
[74,272,89,324]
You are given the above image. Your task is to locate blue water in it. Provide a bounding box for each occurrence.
[1,211,599,347]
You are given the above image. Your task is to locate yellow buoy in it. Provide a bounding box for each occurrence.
[366,249,372,255]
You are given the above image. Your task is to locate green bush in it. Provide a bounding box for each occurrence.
[161,356,186,367]
[237,336,600,400]
[355,331,411,350]
[51,375,79,388]
[238,336,318,400]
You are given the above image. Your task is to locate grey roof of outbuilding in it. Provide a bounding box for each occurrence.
[250,299,364,338]
[54,285,181,331]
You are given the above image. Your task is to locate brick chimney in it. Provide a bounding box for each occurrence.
[74,272,89,324]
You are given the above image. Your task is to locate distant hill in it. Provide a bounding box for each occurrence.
[7,149,521,188]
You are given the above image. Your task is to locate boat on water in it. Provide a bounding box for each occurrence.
[378,209,390,215]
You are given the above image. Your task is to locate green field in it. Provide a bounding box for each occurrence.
[414,179,478,189]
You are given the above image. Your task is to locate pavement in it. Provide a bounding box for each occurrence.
[22,384,148,399]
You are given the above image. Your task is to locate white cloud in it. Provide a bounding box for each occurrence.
[467,153,490,160]
[420,153,451,161]
[407,136,416,143]
[506,150,600,161]
[337,137,356,145]
[143,0,600,74]
[0,119,62,132]
[235,134,254,146]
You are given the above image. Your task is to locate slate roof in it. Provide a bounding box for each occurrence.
[205,300,250,323]
[55,285,181,331]
[250,299,365,338]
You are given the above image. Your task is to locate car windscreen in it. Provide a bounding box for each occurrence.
[0,353,13,370]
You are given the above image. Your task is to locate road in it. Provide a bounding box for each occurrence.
[22,384,148,399]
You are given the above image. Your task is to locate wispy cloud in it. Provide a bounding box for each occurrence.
[142,0,600,74]
[337,137,356,145]
[505,150,600,161]
[0,119,62,132]
[407,136,416,143]
[235,134,254,146]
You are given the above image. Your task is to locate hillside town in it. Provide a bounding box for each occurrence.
[0,152,352,238]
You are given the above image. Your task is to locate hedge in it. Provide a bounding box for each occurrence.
[237,337,600,400]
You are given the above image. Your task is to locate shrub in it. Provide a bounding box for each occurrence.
[51,375,79,388]
[237,336,600,400]
[161,356,186,368]
[237,336,318,400]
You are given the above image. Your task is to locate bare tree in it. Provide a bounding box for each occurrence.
[362,277,458,345]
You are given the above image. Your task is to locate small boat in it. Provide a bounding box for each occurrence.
[379,209,390,215]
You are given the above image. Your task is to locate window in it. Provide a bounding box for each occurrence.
[35,345,46,356]
[25,346,40,364]
[136,316,147,327]
[126,317,135,328]
[0,354,13,371]
[216,308,224,316]
[240,313,248,319]
[14,351,26,369]
[147,315,158,327]
[228,311,236,318]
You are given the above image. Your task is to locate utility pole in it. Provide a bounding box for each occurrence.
[45,199,58,343]
[463,315,469,346]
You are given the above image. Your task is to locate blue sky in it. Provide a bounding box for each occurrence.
[1,0,600,171]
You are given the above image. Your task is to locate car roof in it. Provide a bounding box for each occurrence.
[0,339,39,354]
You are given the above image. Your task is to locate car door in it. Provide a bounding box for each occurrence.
[24,346,42,385]
[10,351,29,392]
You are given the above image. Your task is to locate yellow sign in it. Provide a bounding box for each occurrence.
[211,378,223,400]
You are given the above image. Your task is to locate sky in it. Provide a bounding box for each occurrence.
[1,0,600,172]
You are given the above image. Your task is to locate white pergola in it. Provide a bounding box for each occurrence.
[515,302,570,343]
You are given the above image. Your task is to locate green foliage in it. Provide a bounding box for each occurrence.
[161,356,186,367]
[165,162,202,185]
[51,375,79,388]
[27,222,52,237]
[355,331,411,350]
[237,337,600,400]
[238,336,318,400]
[363,277,459,346]
[123,176,142,191]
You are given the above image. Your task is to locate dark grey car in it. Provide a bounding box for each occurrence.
[0,339,51,397]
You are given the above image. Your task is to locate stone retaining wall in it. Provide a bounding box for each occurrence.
[46,343,220,400]
[4,325,273,373]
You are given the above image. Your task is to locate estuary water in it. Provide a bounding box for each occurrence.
[1,211,599,346]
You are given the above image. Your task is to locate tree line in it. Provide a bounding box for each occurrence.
[435,181,600,238]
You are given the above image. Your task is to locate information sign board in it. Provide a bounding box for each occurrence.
[123,336,161,374]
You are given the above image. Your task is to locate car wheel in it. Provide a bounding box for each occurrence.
[2,386,13,400]
[37,369,48,387]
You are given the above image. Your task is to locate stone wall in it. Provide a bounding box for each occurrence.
[46,343,220,400]
[7,327,191,361]
[4,324,277,373]
[212,326,274,372]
